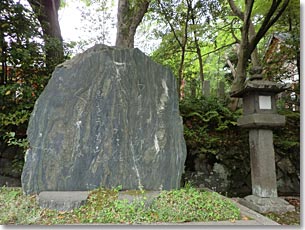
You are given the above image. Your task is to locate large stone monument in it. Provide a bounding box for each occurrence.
[231,67,295,213]
[21,45,187,195]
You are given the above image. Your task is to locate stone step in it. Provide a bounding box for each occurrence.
[38,191,89,211]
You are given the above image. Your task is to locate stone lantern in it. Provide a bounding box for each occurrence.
[231,67,295,213]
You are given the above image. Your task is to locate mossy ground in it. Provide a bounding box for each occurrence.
[1,186,299,225]
[0,186,241,225]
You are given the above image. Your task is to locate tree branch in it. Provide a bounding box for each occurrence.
[243,0,254,42]
[227,0,260,67]
[249,0,290,54]
[230,18,240,43]
[227,0,244,19]
[225,55,237,78]
[156,0,183,48]
[130,0,150,35]
[201,41,237,57]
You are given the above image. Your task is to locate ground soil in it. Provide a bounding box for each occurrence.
[263,197,300,225]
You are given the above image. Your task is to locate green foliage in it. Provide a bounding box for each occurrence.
[273,110,300,167]
[180,96,241,157]
[0,110,30,127]
[70,0,115,54]
[3,131,29,149]
[150,186,240,222]
[0,187,41,224]
[0,186,241,224]
[180,95,299,196]
[0,0,51,175]
[149,0,299,100]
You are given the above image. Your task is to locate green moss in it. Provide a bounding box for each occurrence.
[120,190,147,196]
[0,186,241,225]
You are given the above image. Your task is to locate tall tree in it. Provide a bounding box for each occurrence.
[228,0,290,94]
[28,0,64,71]
[116,0,150,48]
[156,0,192,98]
[0,0,44,84]
[189,1,204,94]
[188,0,222,96]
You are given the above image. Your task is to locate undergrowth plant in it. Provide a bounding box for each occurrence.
[0,185,241,225]
[180,96,242,165]
[0,1,52,176]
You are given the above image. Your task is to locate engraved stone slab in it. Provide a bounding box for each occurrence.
[21,45,187,195]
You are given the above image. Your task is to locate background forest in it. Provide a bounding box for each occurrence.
[0,0,300,195]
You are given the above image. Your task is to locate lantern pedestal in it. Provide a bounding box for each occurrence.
[249,129,277,198]
[231,73,295,214]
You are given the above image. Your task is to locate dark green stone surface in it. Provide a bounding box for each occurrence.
[21,45,187,194]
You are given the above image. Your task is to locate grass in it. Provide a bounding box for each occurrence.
[0,185,241,225]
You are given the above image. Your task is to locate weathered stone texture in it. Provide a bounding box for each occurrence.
[240,195,295,214]
[21,45,187,194]
[38,191,89,211]
[249,129,277,198]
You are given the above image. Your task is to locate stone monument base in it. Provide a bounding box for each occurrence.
[38,191,89,211]
[238,195,295,214]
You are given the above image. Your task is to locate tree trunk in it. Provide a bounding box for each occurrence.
[231,34,250,93]
[178,2,192,99]
[190,7,204,95]
[249,22,260,68]
[194,37,204,95]
[178,46,186,99]
[116,0,150,48]
[0,29,7,85]
[228,0,251,93]
[226,55,239,111]
[28,0,64,71]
